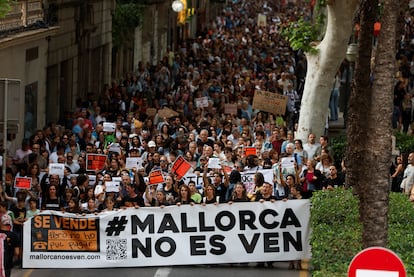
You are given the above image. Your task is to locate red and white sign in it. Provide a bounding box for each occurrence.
[348,247,406,277]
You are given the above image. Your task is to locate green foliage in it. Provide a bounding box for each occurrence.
[330,135,347,167]
[281,1,326,53]
[310,189,362,276]
[394,131,414,155]
[311,190,414,276]
[112,1,145,49]
[0,0,12,18]
[388,193,414,276]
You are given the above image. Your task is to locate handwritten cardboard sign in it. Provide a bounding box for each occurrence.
[224,103,238,115]
[86,154,107,171]
[252,90,288,115]
[195,97,209,108]
[158,107,179,119]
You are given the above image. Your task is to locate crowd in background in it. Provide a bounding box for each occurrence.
[2,0,414,271]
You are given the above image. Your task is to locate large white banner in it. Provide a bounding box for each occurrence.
[23,201,311,268]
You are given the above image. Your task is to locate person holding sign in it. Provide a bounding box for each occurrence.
[202,165,229,203]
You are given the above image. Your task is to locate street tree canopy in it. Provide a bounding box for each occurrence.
[283,0,359,141]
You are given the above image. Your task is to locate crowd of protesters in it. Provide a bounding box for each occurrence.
[3,0,414,271]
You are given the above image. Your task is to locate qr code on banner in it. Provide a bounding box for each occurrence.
[106,239,127,260]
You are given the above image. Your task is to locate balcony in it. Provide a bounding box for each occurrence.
[0,0,44,32]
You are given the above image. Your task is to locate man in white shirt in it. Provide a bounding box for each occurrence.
[303,133,321,161]
[401,152,414,194]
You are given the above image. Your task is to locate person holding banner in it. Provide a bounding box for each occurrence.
[202,165,229,203]
[41,184,62,211]
[228,182,250,202]
[188,181,202,204]
[162,174,179,205]
[175,184,195,206]
[120,183,144,208]
[201,184,219,205]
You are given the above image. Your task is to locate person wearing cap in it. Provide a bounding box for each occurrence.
[0,213,19,277]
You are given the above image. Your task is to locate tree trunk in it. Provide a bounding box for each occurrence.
[296,0,359,141]
[347,0,398,248]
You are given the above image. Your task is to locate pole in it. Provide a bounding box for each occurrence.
[2,79,7,191]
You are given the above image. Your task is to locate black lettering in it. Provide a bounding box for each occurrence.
[158,213,179,233]
[241,175,252,183]
[215,211,236,231]
[283,231,302,251]
[239,210,257,230]
[264,233,280,252]
[155,237,176,257]
[209,235,226,255]
[238,233,260,253]
[280,208,301,228]
[190,236,206,255]
[131,214,154,234]
[259,209,279,229]
[131,238,151,258]
[199,212,214,231]
[181,213,197,232]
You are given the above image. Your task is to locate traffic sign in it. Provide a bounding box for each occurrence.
[348,247,406,277]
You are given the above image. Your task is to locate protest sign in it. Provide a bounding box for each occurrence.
[14,177,32,189]
[103,122,116,132]
[252,90,288,115]
[105,181,120,193]
[148,170,165,186]
[24,201,311,268]
[171,156,192,180]
[125,157,143,170]
[86,154,107,171]
[49,163,65,177]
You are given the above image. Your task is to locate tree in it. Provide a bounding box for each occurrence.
[0,0,12,18]
[347,0,399,248]
[285,0,359,142]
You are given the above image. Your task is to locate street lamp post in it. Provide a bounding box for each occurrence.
[172,0,184,12]
[344,43,358,128]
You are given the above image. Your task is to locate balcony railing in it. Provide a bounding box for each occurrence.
[0,0,43,32]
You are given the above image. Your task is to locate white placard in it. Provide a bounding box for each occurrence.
[207,157,221,169]
[103,122,116,132]
[105,181,120,193]
[49,163,65,177]
[108,143,121,154]
[356,269,399,277]
[195,97,209,108]
[125,157,143,169]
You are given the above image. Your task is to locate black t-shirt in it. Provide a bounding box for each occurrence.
[215,183,228,203]
[255,193,276,202]
[121,194,144,207]
[42,197,62,211]
[10,206,26,233]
